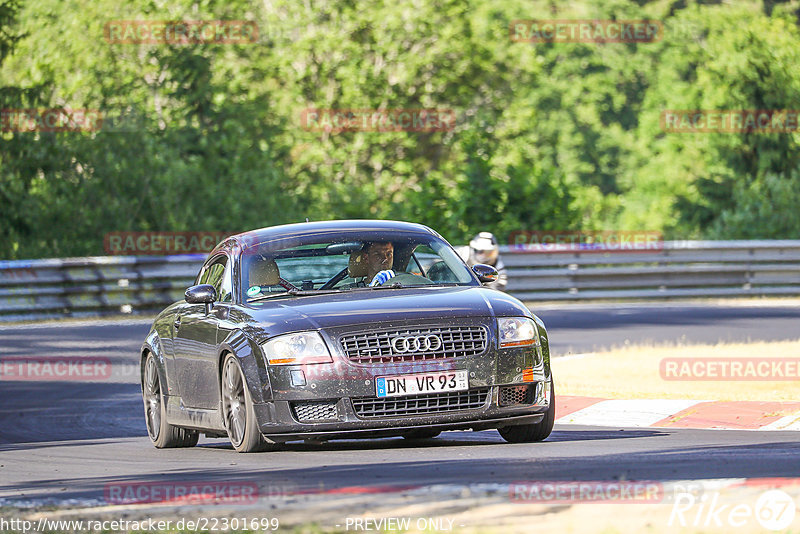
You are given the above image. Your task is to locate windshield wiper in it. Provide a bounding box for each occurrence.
[248,288,349,302]
[248,291,296,302]
[370,282,404,290]
[251,283,409,301]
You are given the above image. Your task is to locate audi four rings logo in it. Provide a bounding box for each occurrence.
[391,335,443,353]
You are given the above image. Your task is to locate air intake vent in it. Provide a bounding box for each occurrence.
[499,385,534,406]
[351,388,490,418]
[291,401,338,422]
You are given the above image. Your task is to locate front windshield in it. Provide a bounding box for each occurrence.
[240,231,477,302]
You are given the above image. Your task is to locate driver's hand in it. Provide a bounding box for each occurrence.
[369,270,395,287]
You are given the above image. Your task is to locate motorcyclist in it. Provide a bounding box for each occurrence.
[457,232,508,291]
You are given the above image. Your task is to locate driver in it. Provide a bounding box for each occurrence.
[363,241,395,286]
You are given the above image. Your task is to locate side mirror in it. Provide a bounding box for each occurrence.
[472,264,499,284]
[185,284,216,305]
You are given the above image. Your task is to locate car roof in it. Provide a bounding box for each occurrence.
[214,219,439,254]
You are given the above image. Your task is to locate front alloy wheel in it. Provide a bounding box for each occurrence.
[142,353,198,448]
[498,380,556,443]
[221,354,271,453]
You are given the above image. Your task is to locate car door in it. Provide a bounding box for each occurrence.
[172,254,231,410]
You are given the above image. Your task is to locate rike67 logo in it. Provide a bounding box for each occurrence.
[669,489,796,531]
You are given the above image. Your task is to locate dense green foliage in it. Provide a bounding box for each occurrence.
[1,0,799,259]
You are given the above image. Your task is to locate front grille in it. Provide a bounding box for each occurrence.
[351,388,490,418]
[291,401,338,422]
[340,326,488,364]
[499,385,535,406]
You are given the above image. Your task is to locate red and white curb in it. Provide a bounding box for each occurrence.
[556,396,800,430]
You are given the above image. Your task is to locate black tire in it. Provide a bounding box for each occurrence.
[498,381,556,443]
[142,353,199,448]
[221,354,271,453]
[402,429,442,440]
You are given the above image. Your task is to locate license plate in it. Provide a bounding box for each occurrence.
[375,370,469,398]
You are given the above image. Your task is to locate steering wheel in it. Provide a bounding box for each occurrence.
[319,267,349,290]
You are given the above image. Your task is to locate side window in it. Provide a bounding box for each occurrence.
[218,262,233,303]
[198,256,231,302]
[413,245,459,282]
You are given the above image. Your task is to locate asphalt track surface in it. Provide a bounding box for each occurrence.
[1,302,799,509]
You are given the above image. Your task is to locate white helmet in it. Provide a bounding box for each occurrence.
[469,232,499,265]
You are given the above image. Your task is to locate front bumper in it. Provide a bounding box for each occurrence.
[253,380,551,441]
[251,317,551,440]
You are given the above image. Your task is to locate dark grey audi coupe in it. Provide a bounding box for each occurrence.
[140,220,554,452]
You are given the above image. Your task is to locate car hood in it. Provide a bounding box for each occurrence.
[243,286,531,334]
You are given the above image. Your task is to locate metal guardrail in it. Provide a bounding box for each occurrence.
[1,241,799,322]
[0,255,205,322]
[504,240,800,301]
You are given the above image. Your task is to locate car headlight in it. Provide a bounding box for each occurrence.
[498,317,540,348]
[261,332,333,365]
